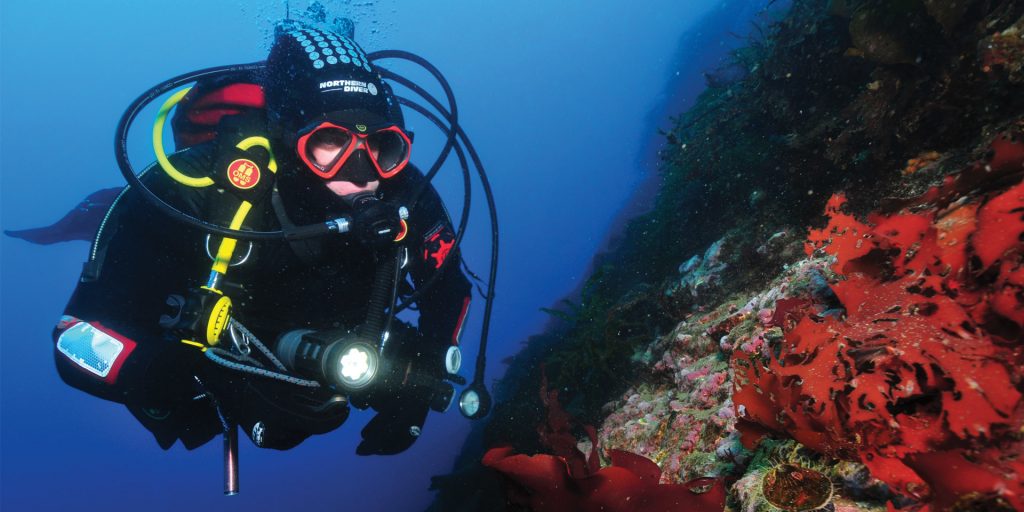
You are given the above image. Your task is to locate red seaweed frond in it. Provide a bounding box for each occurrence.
[484,373,728,512]
[733,138,1024,509]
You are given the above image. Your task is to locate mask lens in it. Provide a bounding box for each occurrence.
[302,126,353,173]
[366,129,410,173]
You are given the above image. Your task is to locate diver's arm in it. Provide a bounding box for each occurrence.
[406,181,473,350]
[53,148,223,449]
[350,181,470,456]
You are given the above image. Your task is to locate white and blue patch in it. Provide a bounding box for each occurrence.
[314,60,325,69]
[327,56,338,65]
[57,322,124,378]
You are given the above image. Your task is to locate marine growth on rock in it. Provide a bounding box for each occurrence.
[733,129,1024,510]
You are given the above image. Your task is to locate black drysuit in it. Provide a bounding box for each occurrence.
[53,142,471,453]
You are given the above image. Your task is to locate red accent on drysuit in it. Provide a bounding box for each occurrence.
[452,296,471,346]
[424,230,455,269]
[93,323,137,384]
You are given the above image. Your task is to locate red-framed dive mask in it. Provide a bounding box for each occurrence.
[296,121,412,180]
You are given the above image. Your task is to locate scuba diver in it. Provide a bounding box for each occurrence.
[49,18,496,475]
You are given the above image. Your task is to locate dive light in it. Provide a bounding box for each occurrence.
[276,329,379,391]
[276,328,459,412]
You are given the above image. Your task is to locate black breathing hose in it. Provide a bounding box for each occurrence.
[375,97,471,350]
[368,49,460,213]
[114,62,298,241]
[370,62,499,384]
[359,248,400,345]
[368,50,459,122]
[368,67,474,311]
[368,53,499,386]
[392,96,472,308]
[380,245,405,353]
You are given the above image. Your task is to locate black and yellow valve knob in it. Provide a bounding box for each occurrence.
[168,287,234,349]
[202,287,233,345]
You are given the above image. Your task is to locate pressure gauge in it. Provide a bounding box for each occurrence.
[458,382,491,419]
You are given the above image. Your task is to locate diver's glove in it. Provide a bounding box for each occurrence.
[344,192,403,248]
[356,400,430,455]
[355,359,451,455]
[354,332,455,455]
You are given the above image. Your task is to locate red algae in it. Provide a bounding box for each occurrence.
[484,374,728,512]
[733,137,1024,509]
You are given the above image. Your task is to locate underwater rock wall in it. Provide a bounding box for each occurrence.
[431,1,1024,511]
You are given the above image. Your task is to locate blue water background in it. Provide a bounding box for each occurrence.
[1,1,773,510]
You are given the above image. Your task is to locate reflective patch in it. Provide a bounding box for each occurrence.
[57,322,126,378]
[451,297,470,346]
[252,421,265,447]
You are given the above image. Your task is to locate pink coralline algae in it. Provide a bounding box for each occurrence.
[732,131,1024,510]
[483,373,727,512]
[600,316,737,486]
